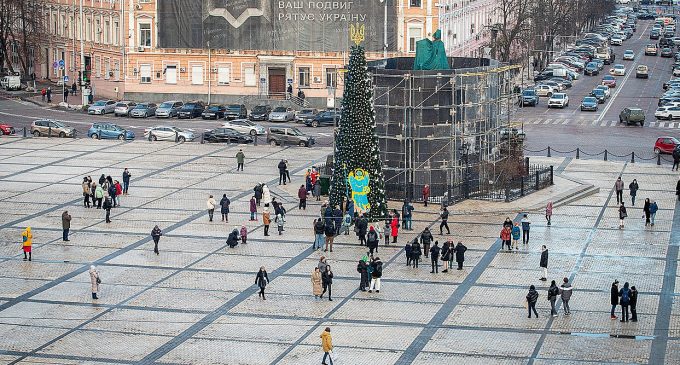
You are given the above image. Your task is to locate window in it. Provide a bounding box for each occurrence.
[140,64,151,83]
[61,15,66,36]
[11,42,19,66]
[408,26,423,53]
[298,66,310,87]
[104,20,110,44]
[244,65,256,86]
[113,21,119,45]
[325,67,337,88]
[165,65,177,84]
[410,0,422,7]
[218,66,230,85]
[95,18,101,43]
[104,58,110,79]
[191,65,203,85]
[86,18,92,41]
[139,23,151,47]
[69,16,74,38]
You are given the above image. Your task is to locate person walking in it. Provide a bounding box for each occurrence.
[650,201,658,227]
[240,225,248,244]
[402,200,414,230]
[341,212,352,236]
[321,265,333,301]
[312,267,323,298]
[521,214,531,245]
[46,87,52,103]
[333,206,343,236]
[82,177,91,208]
[629,179,639,206]
[383,218,391,246]
[61,210,71,242]
[540,245,549,281]
[441,241,452,273]
[453,241,467,270]
[275,213,285,235]
[89,265,100,299]
[41,87,46,101]
[526,285,539,318]
[677,178,680,201]
[439,206,451,235]
[103,196,112,223]
[63,88,69,103]
[615,177,624,205]
[422,184,430,206]
[71,82,77,96]
[546,201,553,226]
[278,159,287,185]
[420,227,433,258]
[500,225,512,251]
[405,240,413,267]
[320,327,334,365]
[412,239,422,268]
[358,258,369,291]
[390,213,399,243]
[548,280,559,317]
[511,222,521,251]
[114,181,122,206]
[206,195,216,222]
[247,196,257,221]
[151,225,162,255]
[369,257,382,293]
[284,160,291,184]
[430,241,440,273]
[619,202,627,229]
[619,282,631,322]
[673,146,680,171]
[610,280,620,320]
[643,198,651,226]
[356,215,368,245]
[559,277,573,315]
[262,208,271,236]
[236,149,245,171]
[313,218,325,250]
[255,266,269,300]
[367,226,379,256]
[324,220,335,252]
[21,227,33,261]
[219,194,230,223]
[630,285,638,322]
[122,168,131,195]
[298,185,307,210]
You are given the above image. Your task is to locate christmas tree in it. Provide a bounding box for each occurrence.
[329,43,388,221]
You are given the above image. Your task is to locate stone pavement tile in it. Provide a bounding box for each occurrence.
[568,195,611,208]
[537,334,650,363]
[16,357,125,364]
[277,343,403,365]
[443,304,550,330]
[579,256,665,276]
[0,323,70,353]
[159,337,290,365]
[83,308,204,336]
[189,252,291,273]
[352,281,456,304]
[113,209,197,223]
[0,301,102,328]
[329,298,440,324]
[211,240,311,258]
[230,293,342,318]
[413,352,526,365]
[533,359,630,365]
[666,339,680,364]
[422,328,541,358]
[0,277,52,298]
[461,286,532,306]
[548,205,602,216]
[565,290,660,315]
[299,322,422,351]
[573,272,664,293]
[32,244,118,263]
[106,249,206,269]
[0,181,46,193]
[550,310,657,336]
[64,232,154,250]
[488,251,578,271]
[157,271,253,292]
[478,267,552,287]
[39,329,171,361]
[31,280,144,305]
[196,315,317,343]
[266,275,358,298]
[0,355,21,363]
[126,287,238,311]
[381,260,471,283]
[69,266,174,287]
[0,261,83,281]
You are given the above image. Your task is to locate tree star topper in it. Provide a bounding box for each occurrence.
[350,23,365,46]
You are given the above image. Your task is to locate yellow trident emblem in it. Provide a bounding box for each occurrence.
[350,23,365,46]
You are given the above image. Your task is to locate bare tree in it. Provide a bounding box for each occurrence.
[494,0,533,63]
[0,0,47,77]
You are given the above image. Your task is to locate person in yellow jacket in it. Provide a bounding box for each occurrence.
[21,227,33,261]
[262,208,271,236]
[320,327,334,365]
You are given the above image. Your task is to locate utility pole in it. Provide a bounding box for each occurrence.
[382,0,387,59]
[80,0,86,105]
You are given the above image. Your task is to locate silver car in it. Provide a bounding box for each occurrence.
[268,106,295,122]
[144,125,196,142]
[114,101,136,117]
[155,101,184,118]
[222,119,266,136]
[88,100,117,115]
[130,103,158,118]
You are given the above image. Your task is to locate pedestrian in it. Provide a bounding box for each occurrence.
[453,241,467,270]
[650,201,658,227]
[341,212,352,236]
[318,256,328,273]
[63,88,69,103]
[46,87,52,103]
[245,196,255,221]
[220,194,230,223]
[122,168,131,195]
[548,280,559,317]
[405,240,413,266]
[89,265,100,299]
[521,214,531,244]
[615,177,624,205]
[320,327,334,365]
[254,183,263,206]
[441,240,452,273]
[255,266,269,300]
[673,146,680,171]
[619,202,627,229]
[278,159,287,185]
[629,179,639,206]
[305,169,312,193]
[619,281,631,322]
[151,225,162,254]
[236,149,245,171]
[94,183,104,209]
[298,185,307,210]
[610,280,620,320]
[439,206,450,235]
[108,181,118,208]
[262,183,271,206]
[677,178,680,201]
[114,181,122,205]
[630,285,638,322]
[402,200,414,230]
[60,210,72,242]
[21,226,32,261]
[503,217,513,228]
[500,225,512,251]
[41,87,46,101]
[430,241,440,273]
[526,285,539,318]
[546,201,553,226]
[356,257,369,291]
[559,277,573,315]
[312,267,323,298]
[103,196,112,223]
[284,160,291,183]
[206,195,216,222]
[422,184,430,206]
[240,225,248,244]
[81,177,91,208]
[369,257,382,293]
[313,180,321,201]
[412,239,422,268]
[324,220,335,252]
[71,82,77,96]
[333,206,343,236]
[356,214,368,244]
[390,213,399,243]
[511,222,521,251]
[420,227,433,258]
[383,218,391,246]
[227,228,239,248]
[321,265,333,301]
[263,208,271,236]
[313,218,325,250]
[643,198,651,226]
[540,245,548,281]
[367,226,379,256]
[275,213,285,235]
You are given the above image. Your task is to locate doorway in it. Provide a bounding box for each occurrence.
[268,67,286,99]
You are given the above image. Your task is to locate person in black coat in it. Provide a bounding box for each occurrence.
[526,285,539,318]
[254,183,263,206]
[227,229,239,248]
[255,266,269,300]
[220,194,230,222]
[453,241,467,270]
[420,228,433,258]
[356,215,368,245]
[278,160,287,185]
[630,285,638,322]
[333,207,343,236]
[366,226,379,256]
[540,245,549,281]
[610,280,619,319]
[676,179,680,201]
[324,220,336,252]
[321,265,333,301]
[357,259,369,291]
[411,240,422,268]
[430,241,440,273]
[441,241,452,273]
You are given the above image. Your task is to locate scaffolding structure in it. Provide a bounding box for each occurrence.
[369,57,521,203]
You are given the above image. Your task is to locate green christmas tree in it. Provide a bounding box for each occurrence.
[329,44,388,221]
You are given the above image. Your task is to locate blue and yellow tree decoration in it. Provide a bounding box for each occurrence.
[329,23,388,220]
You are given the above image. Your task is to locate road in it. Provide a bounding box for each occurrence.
[516,19,678,161]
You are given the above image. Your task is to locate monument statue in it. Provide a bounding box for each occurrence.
[413,29,450,70]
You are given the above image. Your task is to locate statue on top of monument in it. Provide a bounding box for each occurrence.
[413,29,450,70]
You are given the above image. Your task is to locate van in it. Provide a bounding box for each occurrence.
[1,76,21,91]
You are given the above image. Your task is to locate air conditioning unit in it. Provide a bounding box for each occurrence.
[212,68,218,73]
[109,71,114,77]
[313,76,321,83]
[135,4,142,10]
[138,46,144,52]
[133,67,138,73]
[180,67,186,72]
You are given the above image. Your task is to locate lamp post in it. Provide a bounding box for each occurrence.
[79,0,87,105]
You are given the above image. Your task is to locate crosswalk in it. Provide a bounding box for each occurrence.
[520,118,680,129]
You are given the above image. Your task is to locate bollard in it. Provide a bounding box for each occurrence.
[604,149,608,161]
[535,170,539,191]
[175,131,179,143]
[576,148,580,159]
[200,132,204,144]
[550,166,554,185]
[504,185,510,203]
[657,153,661,166]
[520,176,525,197]
[525,157,530,175]
[254,134,258,146]
[23,126,27,138]
[547,146,551,157]
[98,131,102,140]
[631,152,635,163]
[148,132,152,141]
[48,126,52,138]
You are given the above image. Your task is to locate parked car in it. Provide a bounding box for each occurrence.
[87,100,116,115]
[534,84,558,97]
[177,102,204,119]
[268,106,296,122]
[155,101,184,118]
[585,62,600,75]
[308,110,341,127]
[651,30,660,39]
[144,125,196,142]
[114,101,136,117]
[636,65,649,78]
[548,93,569,108]
[645,44,658,55]
[619,107,645,126]
[602,75,617,88]
[609,64,626,76]
[266,127,315,147]
[203,127,253,144]
[654,136,680,154]
[520,89,539,106]
[1,75,21,90]
[623,50,635,60]
[225,104,248,120]
[87,122,134,140]
[610,35,623,45]
[30,120,75,138]
[0,122,15,135]
[222,119,266,136]
[498,126,526,140]
[249,105,271,121]
[550,77,572,89]
[594,85,611,98]
[580,96,599,111]
[655,106,680,120]
[662,47,674,57]
[295,108,319,123]
[201,105,227,120]
[130,103,158,118]
[673,67,680,77]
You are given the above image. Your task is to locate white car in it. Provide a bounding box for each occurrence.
[534,84,559,97]
[144,125,196,142]
[623,50,635,60]
[268,106,295,122]
[609,64,626,76]
[655,106,680,120]
[610,36,624,45]
[88,100,117,115]
[548,93,569,108]
[222,119,266,136]
[594,85,611,98]
[673,67,680,77]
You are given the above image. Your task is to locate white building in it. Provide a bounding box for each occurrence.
[437,0,498,57]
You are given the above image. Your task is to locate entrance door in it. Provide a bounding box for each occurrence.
[268,67,286,99]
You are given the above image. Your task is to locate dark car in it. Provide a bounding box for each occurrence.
[225,104,247,120]
[249,105,271,121]
[550,77,572,89]
[203,127,253,144]
[590,88,606,103]
[177,102,204,119]
[662,48,674,58]
[580,96,598,111]
[307,110,341,127]
[520,89,539,106]
[202,105,227,119]
[267,127,315,147]
[295,108,319,123]
[585,62,600,75]
[650,30,660,39]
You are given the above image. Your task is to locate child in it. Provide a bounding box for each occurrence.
[383,219,391,246]
[275,213,285,235]
[511,222,521,251]
[341,212,352,235]
[240,225,248,244]
[405,240,413,266]
[249,196,257,221]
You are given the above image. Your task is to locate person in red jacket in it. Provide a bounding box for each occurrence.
[500,226,512,250]
[390,214,399,244]
[114,180,122,206]
[298,185,307,210]
[422,184,430,207]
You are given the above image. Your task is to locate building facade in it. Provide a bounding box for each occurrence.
[437,0,498,58]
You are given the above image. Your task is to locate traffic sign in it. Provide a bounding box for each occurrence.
[63,75,69,83]
[52,61,58,68]
[58,59,65,68]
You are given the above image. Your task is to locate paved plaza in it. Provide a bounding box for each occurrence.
[0,138,678,364]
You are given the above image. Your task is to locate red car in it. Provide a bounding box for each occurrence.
[654,136,680,154]
[0,123,15,135]
[602,75,617,88]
